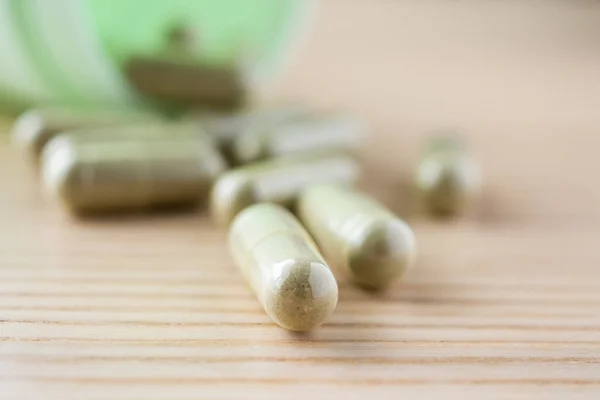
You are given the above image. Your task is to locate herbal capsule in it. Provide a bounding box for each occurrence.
[229,203,338,331]
[41,132,226,214]
[11,106,161,162]
[415,135,482,217]
[124,57,247,110]
[49,121,203,146]
[230,113,364,165]
[298,184,416,290]
[211,153,360,227]
[191,105,308,148]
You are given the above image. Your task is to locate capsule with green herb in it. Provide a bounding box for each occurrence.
[229,203,338,331]
[11,106,162,162]
[125,57,247,110]
[211,152,360,227]
[41,131,225,214]
[190,105,308,148]
[230,113,364,165]
[47,121,205,146]
[415,135,482,217]
[298,184,416,290]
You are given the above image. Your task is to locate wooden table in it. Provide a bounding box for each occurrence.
[1,1,600,398]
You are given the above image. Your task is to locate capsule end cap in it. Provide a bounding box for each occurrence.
[211,172,257,227]
[264,260,338,331]
[347,219,416,290]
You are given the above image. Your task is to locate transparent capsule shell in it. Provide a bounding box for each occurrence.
[44,120,210,147]
[124,57,247,111]
[11,106,162,162]
[416,135,482,217]
[298,183,416,290]
[41,130,226,214]
[211,152,360,227]
[229,203,338,331]
[230,113,364,165]
[190,105,308,148]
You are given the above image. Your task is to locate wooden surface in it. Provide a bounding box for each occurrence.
[2,1,600,399]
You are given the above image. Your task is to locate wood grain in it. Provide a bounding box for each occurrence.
[2,1,600,399]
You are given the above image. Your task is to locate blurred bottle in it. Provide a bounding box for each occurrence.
[0,0,314,113]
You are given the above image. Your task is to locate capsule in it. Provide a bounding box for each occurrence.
[298,184,416,290]
[41,132,226,214]
[48,121,204,146]
[229,203,338,331]
[211,153,360,227]
[415,135,482,217]
[190,105,308,148]
[11,106,162,162]
[124,57,247,111]
[230,113,364,165]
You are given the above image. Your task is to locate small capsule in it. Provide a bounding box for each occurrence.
[230,113,364,165]
[11,106,162,162]
[190,105,308,148]
[211,153,360,227]
[124,57,247,111]
[48,121,204,146]
[41,131,226,214]
[229,203,338,331]
[415,135,482,217]
[298,184,416,290]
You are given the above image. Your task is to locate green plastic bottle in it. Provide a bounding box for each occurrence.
[0,0,314,112]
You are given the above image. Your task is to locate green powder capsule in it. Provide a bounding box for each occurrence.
[11,106,162,163]
[41,130,225,214]
[211,152,360,227]
[298,184,416,290]
[190,105,308,150]
[230,113,364,165]
[229,203,338,331]
[415,135,482,217]
[124,57,247,111]
[46,121,207,146]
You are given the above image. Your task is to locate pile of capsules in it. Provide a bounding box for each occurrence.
[10,104,481,331]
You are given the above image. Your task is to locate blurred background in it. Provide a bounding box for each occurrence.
[2,0,600,221]
[285,0,600,126]
[282,0,600,225]
[3,0,599,121]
